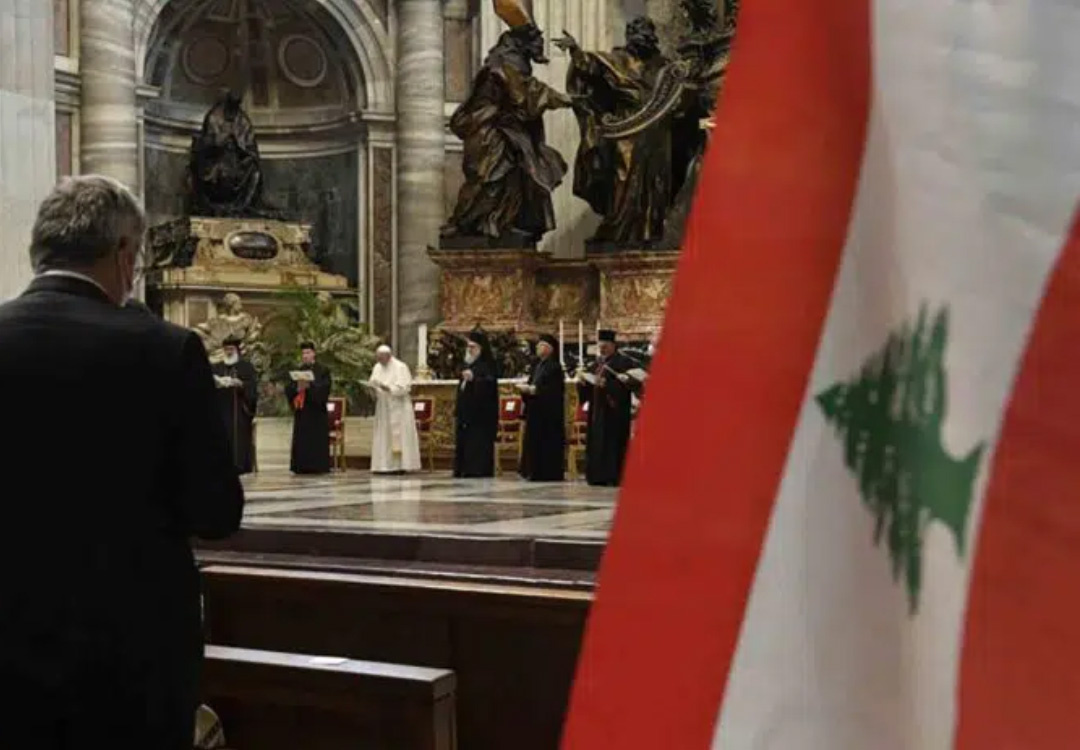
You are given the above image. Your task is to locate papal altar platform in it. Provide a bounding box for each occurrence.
[197,469,613,590]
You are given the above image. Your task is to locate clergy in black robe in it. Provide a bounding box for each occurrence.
[284,342,332,475]
[577,330,640,487]
[454,331,500,478]
[519,334,566,481]
[211,336,258,474]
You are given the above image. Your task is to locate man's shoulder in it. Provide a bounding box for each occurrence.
[120,307,200,348]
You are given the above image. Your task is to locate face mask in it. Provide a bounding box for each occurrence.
[224,353,239,365]
[464,351,478,365]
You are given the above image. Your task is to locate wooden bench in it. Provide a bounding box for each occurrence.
[203,645,456,750]
[201,565,591,750]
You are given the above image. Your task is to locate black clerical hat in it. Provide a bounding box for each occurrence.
[466,330,488,346]
[223,335,243,348]
[299,341,316,351]
[598,329,617,343]
[538,333,558,349]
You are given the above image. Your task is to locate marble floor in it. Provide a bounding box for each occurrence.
[242,471,617,541]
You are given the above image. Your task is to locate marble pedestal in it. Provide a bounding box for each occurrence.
[427,245,551,334]
[428,242,672,345]
[145,216,352,327]
[590,250,678,340]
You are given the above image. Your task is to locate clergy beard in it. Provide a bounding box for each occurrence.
[464,352,478,365]
[224,354,239,366]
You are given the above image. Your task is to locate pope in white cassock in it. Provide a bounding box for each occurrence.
[368,345,422,474]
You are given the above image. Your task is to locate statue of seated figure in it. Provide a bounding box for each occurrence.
[188,91,267,218]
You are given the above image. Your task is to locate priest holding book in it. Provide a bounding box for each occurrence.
[518,334,566,481]
[454,331,499,478]
[285,342,332,475]
[212,335,259,474]
[577,329,642,487]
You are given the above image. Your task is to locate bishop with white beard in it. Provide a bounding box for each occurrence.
[368,345,422,474]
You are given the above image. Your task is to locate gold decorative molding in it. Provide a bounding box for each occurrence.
[428,248,550,332]
[532,261,597,326]
[427,245,674,342]
[591,251,676,339]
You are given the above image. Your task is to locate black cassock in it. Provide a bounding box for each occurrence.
[578,352,639,487]
[211,359,259,474]
[285,363,332,475]
[520,357,566,481]
[454,358,499,478]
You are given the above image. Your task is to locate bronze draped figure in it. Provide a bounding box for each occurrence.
[664,0,735,239]
[442,23,572,244]
[556,19,674,246]
[188,91,268,218]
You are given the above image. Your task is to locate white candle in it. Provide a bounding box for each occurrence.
[418,323,428,373]
[578,320,584,364]
[558,319,565,365]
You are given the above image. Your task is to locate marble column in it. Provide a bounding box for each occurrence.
[80,0,138,191]
[395,0,445,365]
[0,0,57,301]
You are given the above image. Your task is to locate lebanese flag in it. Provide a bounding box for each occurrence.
[562,0,1080,747]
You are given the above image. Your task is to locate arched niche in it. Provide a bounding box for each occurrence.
[139,0,388,289]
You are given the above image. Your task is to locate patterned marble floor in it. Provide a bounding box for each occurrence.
[241,471,617,541]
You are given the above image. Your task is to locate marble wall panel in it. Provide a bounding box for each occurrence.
[370,147,394,342]
[444,17,474,103]
[53,0,69,55]
[0,0,56,301]
[143,148,191,224]
[55,111,73,179]
[262,152,360,286]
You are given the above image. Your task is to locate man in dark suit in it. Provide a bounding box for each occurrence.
[0,175,245,748]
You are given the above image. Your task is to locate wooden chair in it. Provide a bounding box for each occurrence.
[566,401,589,480]
[413,398,436,471]
[494,396,525,475]
[328,398,347,472]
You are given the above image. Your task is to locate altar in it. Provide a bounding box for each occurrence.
[410,377,584,471]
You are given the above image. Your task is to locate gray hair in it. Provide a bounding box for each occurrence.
[30,174,146,272]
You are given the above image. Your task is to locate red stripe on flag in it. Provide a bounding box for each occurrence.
[561,1,871,747]
[956,208,1080,747]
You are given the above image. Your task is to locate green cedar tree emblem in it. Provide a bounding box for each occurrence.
[815,305,985,614]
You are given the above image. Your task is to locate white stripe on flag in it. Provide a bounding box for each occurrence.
[712,1,1080,747]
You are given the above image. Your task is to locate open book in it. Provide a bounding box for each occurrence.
[626,368,648,382]
[289,370,315,382]
[579,372,599,386]
[213,375,242,389]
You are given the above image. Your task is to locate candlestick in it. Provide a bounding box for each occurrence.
[558,319,565,365]
[578,320,584,365]
[417,323,429,378]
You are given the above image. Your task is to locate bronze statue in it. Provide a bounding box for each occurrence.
[665,0,735,240]
[555,19,676,246]
[188,91,267,217]
[442,1,572,245]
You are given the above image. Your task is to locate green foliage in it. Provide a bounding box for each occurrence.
[816,305,985,614]
[259,286,381,416]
